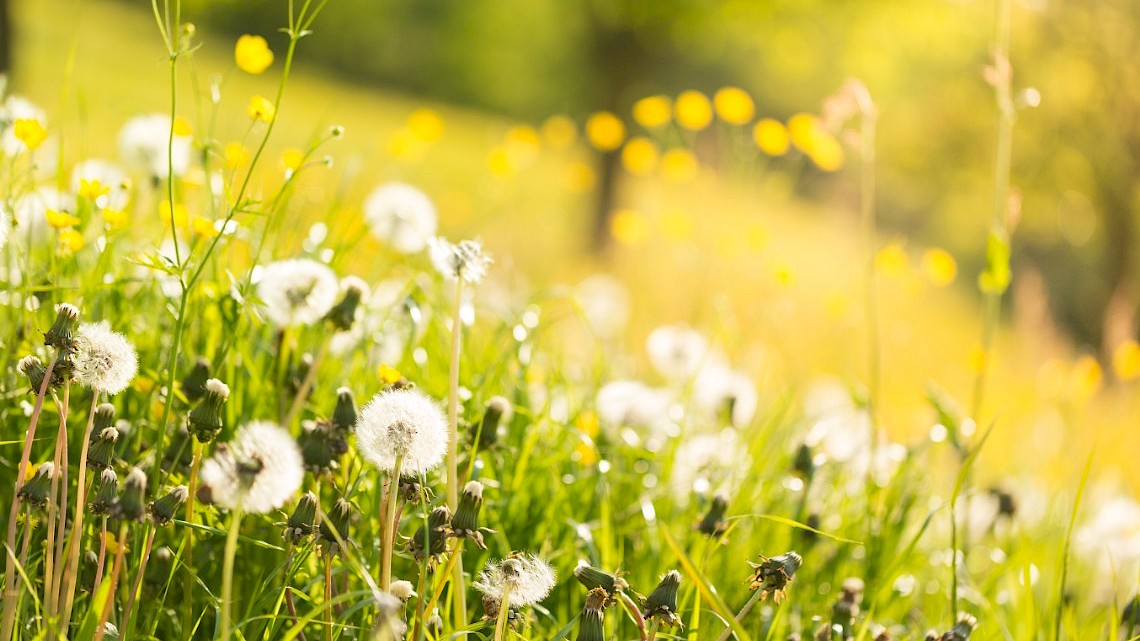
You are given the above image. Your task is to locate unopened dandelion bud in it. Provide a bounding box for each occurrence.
[145,546,174,587]
[793,443,815,480]
[924,633,938,641]
[188,378,229,442]
[577,588,607,641]
[17,355,48,393]
[389,579,416,601]
[747,551,802,603]
[284,491,319,545]
[118,467,148,521]
[425,610,444,639]
[331,387,357,434]
[642,570,682,627]
[939,614,977,641]
[873,630,892,641]
[299,420,340,474]
[44,302,80,349]
[17,463,55,508]
[148,485,188,525]
[697,492,730,538]
[82,549,99,590]
[318,497,357,556]
[87,427,120,470]
[573,564,626,606]
[288,354,314,399]
[452,480,490,548]
[833,577,863,622]
[182,357,211,403]
[324,277,367,331]
[409,506,451,563]
[478,395,512,447]
[89,468,119,515]
[92,403,117,432]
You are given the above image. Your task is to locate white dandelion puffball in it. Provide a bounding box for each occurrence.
[646,324,715,382]
[117,114,192,179]
[474,553,556,608]
[199,421,304,514]
[356,388,448,475]
[595,380,676,436]
[74,321,139,395]
[429,236,492,284]
[363,182,437,253]
[692,364,758,428]
[256,258,339,327]
[71,160,132,211]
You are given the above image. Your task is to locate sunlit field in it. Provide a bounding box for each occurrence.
[2,0,1139,640]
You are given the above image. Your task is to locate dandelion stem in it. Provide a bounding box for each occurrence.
[43,386,70,624]
[381,458,404,591]
[619,592,649,641]
[92,517,108,593]
[421,539,465,634]
[647,619,660,641]
[181,440,202,635]
[220,507,245,641]
[94,522,130,641]
[121,524,156,638]
[713,589,764,641]
[492,584,513,641]
[59,390,103,633]
[447,277,467,628]
[324,556,334,641]
[285,340,329,428]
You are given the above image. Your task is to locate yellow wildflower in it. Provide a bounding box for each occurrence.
[234,34,274,74]
[58,228,85,252]
[921,248,958,286]
[248,95,276,123]
[632,95,672,129]
[714,87,755,125]
[172,117,193,137]
[78,179,111,202]
[610,208,648,246]
[282,148,305,173]
[621,137,659,176]
[378,364,402,385]
[160,200,189,229]
[674,90,712,131]
[585,111,625,152]
[660,148,699,183]
[46,209,81,229]
[407,108,444,143]
[223,142,250,169]
[1113,340,1140,381]
[562,162,596,193]
[103,209,129,230]
[13,119,47,151]
[192,216,219,238]
[540,115,576,149]
[753,118,790,156]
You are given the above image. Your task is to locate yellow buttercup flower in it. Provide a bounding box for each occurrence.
[223,142,250,169]
[103,209,129,230]
[78,179,111,202]
[541,115,577,149]
[660,148,699,183]
[378,364,402,385]
[58,228,85,252]
[14,119,47,150]
[921,248,958,286]
[674,90,712,131]
[610,208,648,246]
[807,134,845,172]
[172,117,193,137]
[46,209,81,229]
[408,108,445,143]
[248,95,276,123]
[753,118,790,156]
[621,137,658,176]
[235,34,274,74]
[585,111,625,152]
[714,87,755,125]
[632,95,672,129]
[281,148,305,172]
[788,113,844,171]
[192,216,219,238]
[160,200,189,229]
[1113,340,1140,381]
[562,162,596,193]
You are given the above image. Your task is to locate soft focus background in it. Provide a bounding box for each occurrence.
[5,0,1139,493]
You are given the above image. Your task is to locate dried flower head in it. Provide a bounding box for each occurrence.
[283,491,319,545]
[363,182,437,254]
[642,570,682,627]
[199,421,304,514]
[356,388,447,476]
[73,321,138,395]
[389,580,417,602]
[256,258,339,327]
[148,485,189,525]
[747,551,802,603]
[188,378,229,443]
[430,237,492,284]
[474,552,556,611]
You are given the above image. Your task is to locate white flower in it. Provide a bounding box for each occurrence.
[73,321,138,395]
[646,325,714,382]
[1076,494,1140,599]
[363,182,437,253]
[118,114,191,179]
[575,274,630,339]
[669,428,749,502]
[595,380,676,436]
[0,96,46,157]
[199,421,304,514]
[692,364,758,428]
[429,237,492,284]
[256,258,339,327]
[71,160,132,210]
[474,553,556,608]
[356,388,447,476]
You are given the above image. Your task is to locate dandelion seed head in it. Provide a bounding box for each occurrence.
[474,553,556,608]
[389,580,416,601]
[74,321,138,395]
[199,421,304,514]
[363,182,437,254]
[429,237,492,284]
[646,325,712,382]
[118,114,191,179]
[256,258,339,327]
[356,388,447,475]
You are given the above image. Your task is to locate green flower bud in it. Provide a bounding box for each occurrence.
[188,378,229,443]
[643,570,682,627]
[44,303,80,350]
[452,481,490,549]
[117,467,147,521]
[319,497,357,556]
[747,551,802,603]
[89,468,119,515]
[409,506,451,563]
[793,443,815,480]
[87,427,119,470]
[181,357,211,403]
[697,492,729,538]
[163,425,195,472]
[573,564,626,607]
[284,491,319,545]
[299,420,340,474]
[17,355,48,394]
[147,485,188,525]
[576,588,607,641]
[92,403,116,432]
[939,614,977,641]
[17,462,55,509]
[324,278,366,331]
[331,387,357,435]
[478,396,512,448]
[144,546,174,588]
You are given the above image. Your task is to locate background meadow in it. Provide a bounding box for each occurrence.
[1,0,1139,640]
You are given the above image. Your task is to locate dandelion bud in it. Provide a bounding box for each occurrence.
[409,506,451,563]
[697,492,729,538]
[389,579,417,601]
[87,427,120,470]
[89,468,118,515]
[924,633,938,641]
[148,485,188,525]
[92,403,116,432]
[118,467,148,521]
[989,487,1016,519]
[793,443,815,480]
[873,630,892,641]
[82,549,99,591]
[330,125,345,139]
[163,425,195,472]
[320,156,334,168]
[284,491,319,545]
[17,463,55,508]
[288,354,314,400]
[145,546,174,588]
[98,622,121,641]
[425,610,444,639]
[478,396,512,448]
[182,357,211,403]
[939,614,977,641]
[331,387,357,434]
[747,551,802,603]
[832,577,863,635]
[452,481,490,549]
[17,355,48,393]
[188,378,229,443]
[44,302,80,349]
[573,564,626,606]
[318,497,357,556]
[399,477,434,504]
[299,420,340,474]
[577,588,607,641]
[324,277,368,331]
[642,570,682,627]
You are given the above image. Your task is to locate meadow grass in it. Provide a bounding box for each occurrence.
[1,1,1139,640]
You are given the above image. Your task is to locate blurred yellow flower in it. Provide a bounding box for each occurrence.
[14,118,47,150]
[674,90,712,131]
[192,216,219,238]
[586,111,625,152]
[968,346,987,374]
[78,179,111,202]
[573,440,599,466]
[281,148,305,172]
[746,222,769,250]
[562,162,596,193]
[248,95,276,123]
[875,243,910,277]
[808,135,845,172]
[173,117,193,137]
[1068,354,1102,403]
[46,209,81,229]
[660,148,699,183]
[386,128,425,161]
[408,108,444,143]
[505,125,541,166]
[610,208,649,246]
[487,147,514,177]
[788,113,844,171]
[160,200,189,228]
[576,411,600,438]
[132,377,157,395]
[921,248,958,286]
[234,34,274,74]
[58,228,85,252]
[753,118,790,156]
[621,137,658,175]
[378,364,402,385]
[103,209,129,230]
[1113,340,1140,381]
[661,209,693,241]
[632,95,672,129]
[223,142,250,169]
[714,87,755,125]
[541,115,577,149]
[774,264,796,287]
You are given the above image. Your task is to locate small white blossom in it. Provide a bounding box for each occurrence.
[692,364,758,428]
[474,553,556,608]
[363,182,437,253]
[199,421,304,514]
[74,321,139,395]
[71,159,132,210]
[430,237,492,284]
[256,258,339,327]
[575,274,630,339]
[1076,494,1140,599]
[595,380,676,437]
[355,388,447,476]
[646,325,713,382]
[118,114,191,179]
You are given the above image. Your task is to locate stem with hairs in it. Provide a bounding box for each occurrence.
[94,522,130,641]
[713,590,764,641]
[59,391,102,632]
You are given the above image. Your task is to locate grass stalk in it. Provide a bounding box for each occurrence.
[220,507,246,641]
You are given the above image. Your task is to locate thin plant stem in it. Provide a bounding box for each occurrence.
[94,522,130,641]
[121,525,156,638]
[618,592,648,641]
[446,277,467,627]
[324,557,334,641]
[92,517,108,593]
[59,390,103,632]
[220,507,245,641]
[647,619,660,641]
[284,340,329,429]
[283,547,307,641]
[420,539,464,635]
[180,440,203,633]
[713,590,764,641]
[43,386,70,624]
[51,389,71,618]
[381,458,404,591]
[492,584,513,641]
